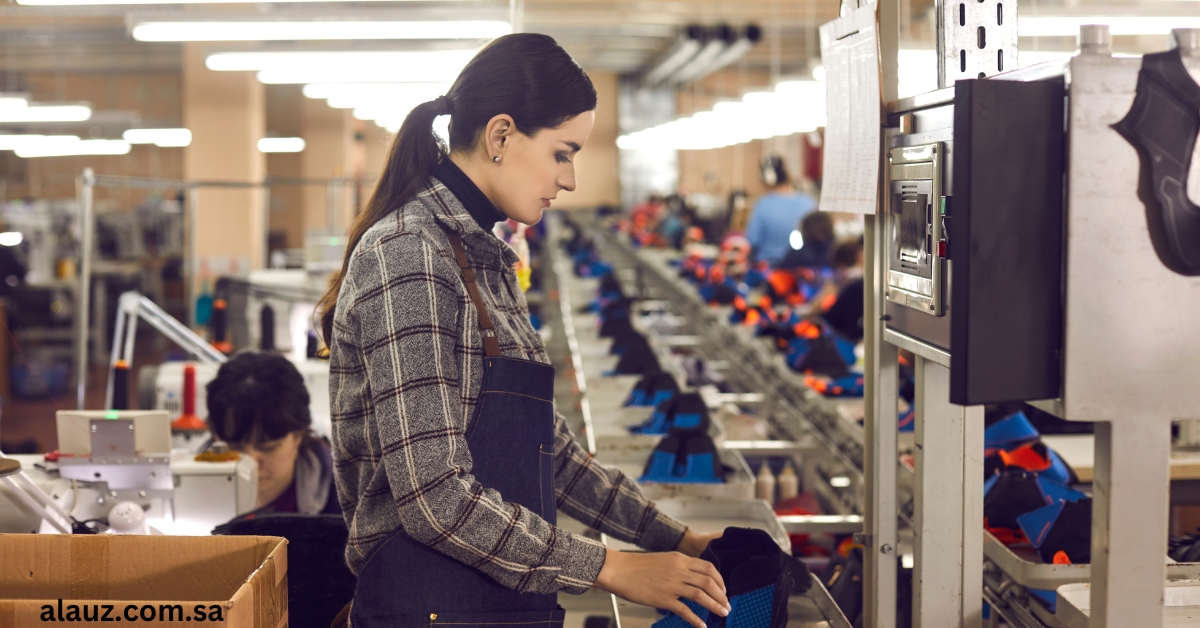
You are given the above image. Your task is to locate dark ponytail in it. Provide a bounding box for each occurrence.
[318,33,597,344]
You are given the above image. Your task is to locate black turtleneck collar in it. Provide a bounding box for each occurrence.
[433,159,506,233]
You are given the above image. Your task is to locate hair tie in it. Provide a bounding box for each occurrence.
[433,95,452,116]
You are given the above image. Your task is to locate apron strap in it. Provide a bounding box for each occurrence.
[438,224,502,358]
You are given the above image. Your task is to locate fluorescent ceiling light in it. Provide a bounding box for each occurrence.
[208,50,473,84]
[133,20,510,42]
[258,137,306,153]
[0,104,92,123]
[1018,16,1200,37]
[0,95,29,110]
[618,78,828,151]
[0,135,56,150]
[303,82,450,101]
[19,0,449,5]
[14,138,131,158]
[259,68,465,85]
[207,50,474,72]
[0,232,24,247]
[123,128,192,147]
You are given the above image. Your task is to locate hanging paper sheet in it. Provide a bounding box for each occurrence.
[818,5,882,215]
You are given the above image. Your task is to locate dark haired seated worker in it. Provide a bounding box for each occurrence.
[319,33,728,628]
[206,351,340,515]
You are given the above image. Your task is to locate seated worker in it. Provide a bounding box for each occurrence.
[207,351,340,515]
[779,211,836,269]
[822,237,867,342]
[745,155,817,265]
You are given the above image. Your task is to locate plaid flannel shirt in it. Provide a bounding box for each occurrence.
[329,179,688,594]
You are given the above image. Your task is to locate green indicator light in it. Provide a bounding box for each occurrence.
[940,197,947,216]
[104,411,120,419]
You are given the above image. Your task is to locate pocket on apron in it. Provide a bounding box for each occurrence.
[538,444,556,522]
[427,607,566,627]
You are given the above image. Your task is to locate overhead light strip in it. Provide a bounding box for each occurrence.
[132,20,511,42]
[123,128,192,147]
[0,103,92,123]
[258,137,306,153]
[1018,16,1200,37]
[20,0,464,6]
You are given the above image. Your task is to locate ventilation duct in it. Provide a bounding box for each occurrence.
[702,25,763,76]
[669,25,736,84]
[642,25,705,86]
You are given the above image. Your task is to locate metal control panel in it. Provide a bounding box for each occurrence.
[885,143,946,317]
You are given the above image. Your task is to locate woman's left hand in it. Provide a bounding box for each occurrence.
[676,529,723,558]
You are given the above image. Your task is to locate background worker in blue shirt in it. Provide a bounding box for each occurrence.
[745,155,818,265]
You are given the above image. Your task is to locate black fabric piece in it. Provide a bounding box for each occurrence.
[778,240,832,270]
[629,371,679,402]
[1036,499,1092,564]
[599,273,625,298]
[433,159,506,233]
[711,282,740,305]
[700,528,802,628]
[819,548,864,624]
[983,470,1046,530]
[613,337,660,374]
[794,336,851,378]
[822,277,865,343]
[661,393,710,437]
[213,514,356,628]
[1111,48,1200,276]
[1169,534,1200,563]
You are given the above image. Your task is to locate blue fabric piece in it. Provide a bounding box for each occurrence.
[651,598,712,628]
[674,413,703,430]
[1043,449,1073,485]
[784,338,812,368]
[984,473,1000,497]
[1017,501,1066,549]
[629,409,670,435]
[652,390,676,406]
[726,584,776,628]
[833,333,858,367]
[1036,476,1087,505]
[985,411,1040,449]
[745,192,818,265]
[639,451,679,483]
[626,390,649,406]
[898,407,915,433]
[1028,588,1057,612]
[679,453,720,483]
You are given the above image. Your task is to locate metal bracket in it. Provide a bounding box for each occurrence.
[937,0,1018,87]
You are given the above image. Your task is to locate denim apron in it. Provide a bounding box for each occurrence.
[349,226,564,628]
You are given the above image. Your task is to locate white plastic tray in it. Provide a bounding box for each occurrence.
[1057,580,1200,627]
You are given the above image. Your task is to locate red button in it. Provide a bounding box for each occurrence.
[936,241,947,257]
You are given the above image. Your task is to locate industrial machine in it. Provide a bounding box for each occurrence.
[0,410,256,536]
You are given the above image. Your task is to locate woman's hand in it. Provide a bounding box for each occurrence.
[593,549,729,628]
[675,528,723,558]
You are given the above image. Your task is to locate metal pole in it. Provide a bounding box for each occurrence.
[74,168,95,410]
[863,216,899,628]
[325,180,336,236]
[186,185,199,328]
[866,0,900,622]
[103,300,126,410]
[262,183,272,269]
[1090,421,1171,627]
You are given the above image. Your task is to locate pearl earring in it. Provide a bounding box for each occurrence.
[493,156,501,163]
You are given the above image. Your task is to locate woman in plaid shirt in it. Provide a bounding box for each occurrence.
[319,34,729,628]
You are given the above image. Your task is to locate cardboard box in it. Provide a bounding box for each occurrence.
[0,534,287,628]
